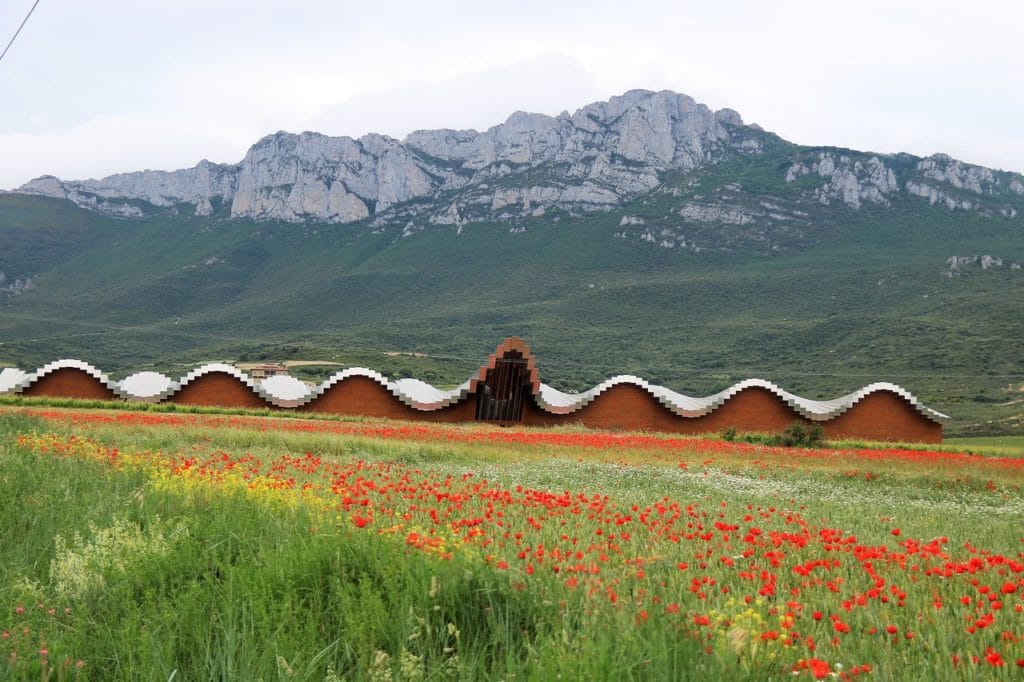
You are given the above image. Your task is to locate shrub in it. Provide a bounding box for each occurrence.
[779,421,824,448]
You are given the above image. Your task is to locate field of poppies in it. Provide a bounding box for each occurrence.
[1,407,1022,680]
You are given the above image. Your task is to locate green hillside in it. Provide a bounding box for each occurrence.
[1,159,1023,436]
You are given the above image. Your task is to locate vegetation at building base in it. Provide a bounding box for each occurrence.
[721,421,825,448]
[1,407,1022,679]
[0,396,964,454]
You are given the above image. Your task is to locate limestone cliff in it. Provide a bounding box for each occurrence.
[12,90,743,222]
[12,90,1024,229]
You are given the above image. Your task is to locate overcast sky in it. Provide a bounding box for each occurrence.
[1,0,1021,189]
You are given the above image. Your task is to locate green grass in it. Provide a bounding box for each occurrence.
[945,435,1024,456]
[1,408,1023,679]
[0,414,542,679]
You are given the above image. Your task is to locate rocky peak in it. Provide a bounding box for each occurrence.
[714,108,744,126]
[18,175,65,196]
[404,88,732,172]
[785,152,898,209]
[10,89,1022,230]
[903,154,1022,216]
[230,128,444,222]
[10,89,739,224]
[404,128,480,161]
[916,154,996,194]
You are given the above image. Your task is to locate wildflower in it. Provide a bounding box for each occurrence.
[793,658,832,679]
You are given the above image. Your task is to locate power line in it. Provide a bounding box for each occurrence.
[0,0,41,64]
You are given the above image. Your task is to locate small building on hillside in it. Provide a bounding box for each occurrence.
[249,363,288,380]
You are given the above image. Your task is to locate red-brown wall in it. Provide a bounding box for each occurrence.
[300,376,478,423]
[523,384,941,443]
[21,368,117,401]
[523,385,805,434]
[168,373,271,409]
[822,392,942,443]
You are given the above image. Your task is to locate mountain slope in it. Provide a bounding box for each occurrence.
[1,90,1023,435]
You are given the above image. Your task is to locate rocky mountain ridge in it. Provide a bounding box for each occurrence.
[12,90,1024,239]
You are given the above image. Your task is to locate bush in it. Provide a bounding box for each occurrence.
[778,421,824,448]
[721,427,737,442]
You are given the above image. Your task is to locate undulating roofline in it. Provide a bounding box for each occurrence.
[537,376,948,422]
[0,338,947,424]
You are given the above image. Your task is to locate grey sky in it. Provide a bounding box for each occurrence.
[1,0,1021,189]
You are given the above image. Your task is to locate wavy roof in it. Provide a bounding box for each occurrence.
[537,376,948,422]
[8,359,129,399]
[0,367,29,393]
[0,339,948,423]
[118,371,178,401]
[291,368,472,411]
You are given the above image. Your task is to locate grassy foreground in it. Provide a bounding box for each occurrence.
[0,407,1022,680]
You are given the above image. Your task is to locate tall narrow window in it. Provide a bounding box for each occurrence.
[475,353,528,422]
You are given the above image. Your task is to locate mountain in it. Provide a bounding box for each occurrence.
[13,90,1022,236]
[2,90,1023,436]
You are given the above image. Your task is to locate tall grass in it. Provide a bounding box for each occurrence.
[1,410,1022,680]
[0,414,714,679]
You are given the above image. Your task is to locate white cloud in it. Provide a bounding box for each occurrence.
[1,113,250,182]
[0,0,1021,188]
[304,53,603,138]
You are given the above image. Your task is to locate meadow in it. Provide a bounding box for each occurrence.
[0,406,1022,680]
